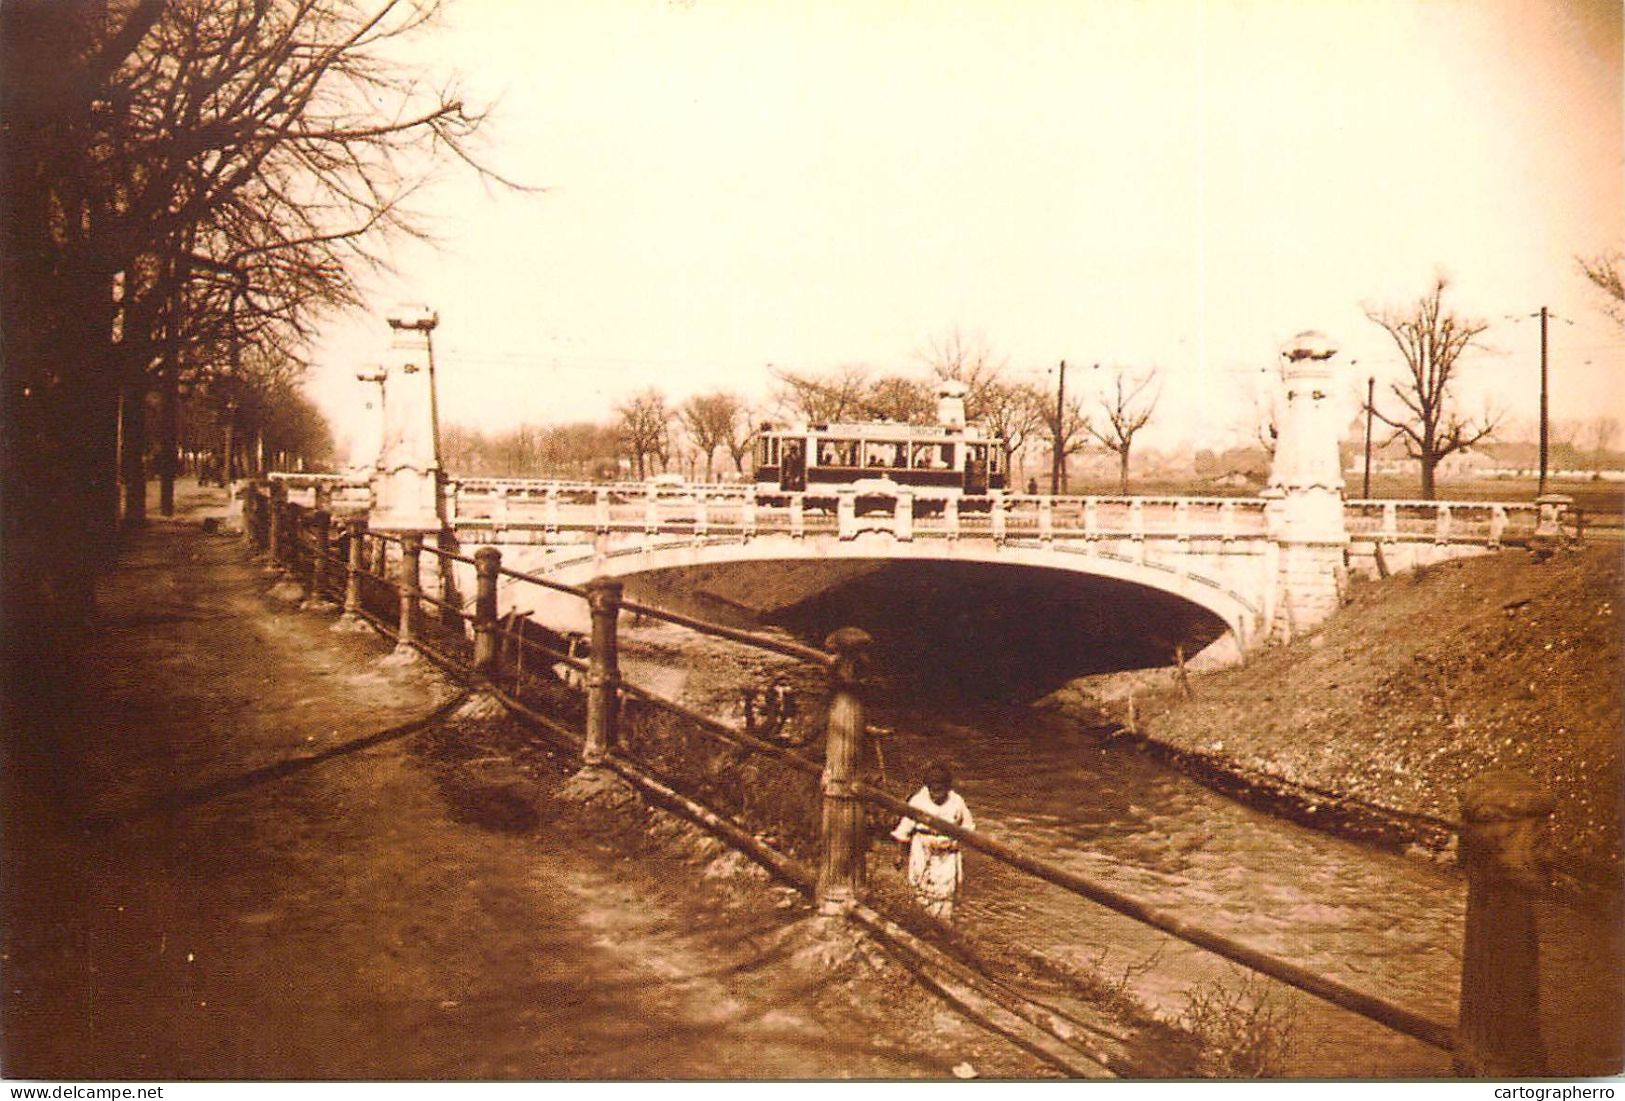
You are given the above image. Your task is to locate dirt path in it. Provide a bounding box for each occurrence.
[2,490,1049,1080]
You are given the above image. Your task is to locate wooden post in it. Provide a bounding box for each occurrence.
[340,518,367,623]
[473,546,502,676]
[583,577,623,766]
[818,626,872,915]
[397,531,423,650]
[1455,769,1554,1077]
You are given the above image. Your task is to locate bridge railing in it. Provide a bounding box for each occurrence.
[267,470,370,513]
[444,478,1278,545]
[1343,499,1555,547]
[245,480,1555,1077]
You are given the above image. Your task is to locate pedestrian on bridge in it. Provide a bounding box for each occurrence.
[892,762,975,922]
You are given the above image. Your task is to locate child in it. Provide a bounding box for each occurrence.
[892,762,975,921]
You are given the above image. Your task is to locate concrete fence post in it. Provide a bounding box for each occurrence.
[265,482,288,572]
[370,537,389,593]
[1455,769,1554,1077]
[818,626,872,915]
[337,518,368,628]
[396,531,423,652]
[837,492,856,540]
[473,546,503,676]
[308,509,333,606]
[583,577,623,767]
[285,503,306,575]
[241,484,259,548]
[436,529,462,632]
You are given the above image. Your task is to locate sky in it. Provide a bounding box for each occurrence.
[309,0,1624,460]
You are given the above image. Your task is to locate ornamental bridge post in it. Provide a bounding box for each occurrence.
[1264,331,1349,640]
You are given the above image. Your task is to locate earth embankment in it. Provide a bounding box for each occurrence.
[1051,545,1622,897]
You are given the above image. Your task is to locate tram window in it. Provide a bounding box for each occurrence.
[864,442,900,468]
[818,441,847,467]
[936,444,953,469]
[911,444,933,469]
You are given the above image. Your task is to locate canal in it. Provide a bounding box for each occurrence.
[603,611,1621,1078]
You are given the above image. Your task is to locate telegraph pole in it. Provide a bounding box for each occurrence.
[1537,306,1549,496]
[1363,375,1375,499]
[1051,359,1066,495]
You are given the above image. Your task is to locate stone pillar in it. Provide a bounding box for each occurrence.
[1455,770,1553,1077]
[370,305,445,534]
[347,369,386,483]
[1264,331,1349,639]
[1531,494,1574,559]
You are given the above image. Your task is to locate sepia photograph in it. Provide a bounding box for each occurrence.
[2,0,1621,1087]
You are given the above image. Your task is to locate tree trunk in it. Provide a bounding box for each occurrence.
[1118,447,1131,496]
[120,381,148,529]
[1420,454,1437,501]
[157,352,178,515]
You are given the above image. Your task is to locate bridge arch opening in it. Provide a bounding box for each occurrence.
[614,557,1233,703]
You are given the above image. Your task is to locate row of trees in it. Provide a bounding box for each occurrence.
[450,258,1622,496]
[2,0,509,635]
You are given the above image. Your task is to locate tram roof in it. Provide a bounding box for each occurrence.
[767,421,999,441]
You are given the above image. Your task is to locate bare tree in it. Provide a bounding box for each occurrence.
[2,0,517,637]
[1365,277,1498,500]
[1082,367,1161,495]
[918,327,1009,421]
[977,379,1046,483]
[1589,415,1621,475]
[864,375,936,423]
[618,389,671,479]
[679,391,745,481]
[723,405,761,476]
[1036,389,1090,495]
[770,364,873,423]
[1579,250,1625,328]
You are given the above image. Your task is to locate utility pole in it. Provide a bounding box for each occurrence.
[1538,306,1549,496]
[1363,375,1375,499]
[1051,359,1066,495]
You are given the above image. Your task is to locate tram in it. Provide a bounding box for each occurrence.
[753,382,1006,502]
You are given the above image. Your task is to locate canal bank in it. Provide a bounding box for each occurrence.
[1045,543,1622,902]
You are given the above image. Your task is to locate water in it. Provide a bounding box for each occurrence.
[870,702,1620,1077]
[543,605,1620,1077]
